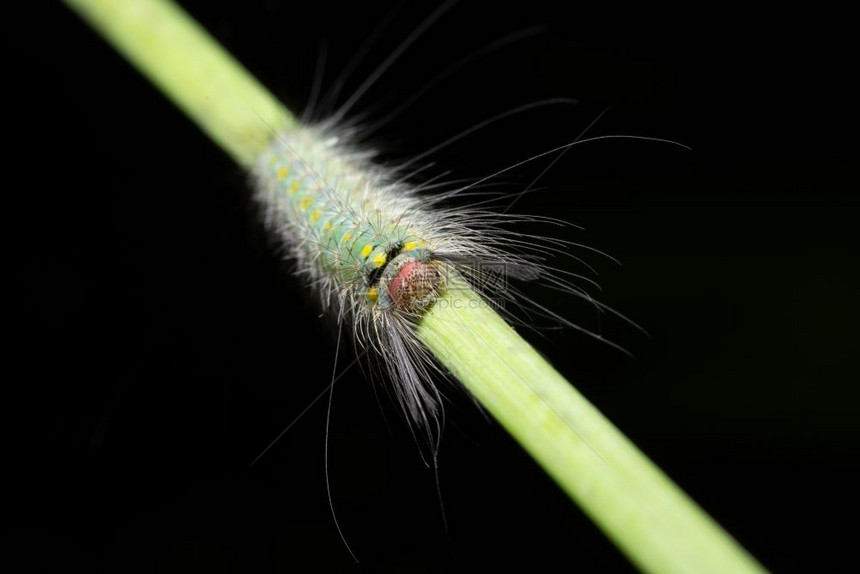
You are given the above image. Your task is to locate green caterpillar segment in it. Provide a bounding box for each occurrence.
[254,126,442,312]
[252,124,454,439]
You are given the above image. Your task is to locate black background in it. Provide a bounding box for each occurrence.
[8,1,859,572]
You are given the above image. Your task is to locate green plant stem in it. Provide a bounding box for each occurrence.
[65,0,295,167]
[421,276,764,573]
[63,0,767,572]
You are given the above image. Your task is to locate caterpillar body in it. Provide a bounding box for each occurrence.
[252,119,560,447]
[254,123,449,439]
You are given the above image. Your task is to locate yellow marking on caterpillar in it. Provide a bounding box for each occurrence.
[367,287,379,302]
[277,166,289,180]
[289,181,300,195]
[310,209,322,223]
[322,220,332,231]
[342,231,353,243]
[371,252,387,268]
[300,197,313,211]
[361,244,373,258]
[403,240,424,251]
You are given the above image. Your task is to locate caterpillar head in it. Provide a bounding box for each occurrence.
[365,241,443,314]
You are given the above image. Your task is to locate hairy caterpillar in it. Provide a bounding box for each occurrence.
[250,116,605,452]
